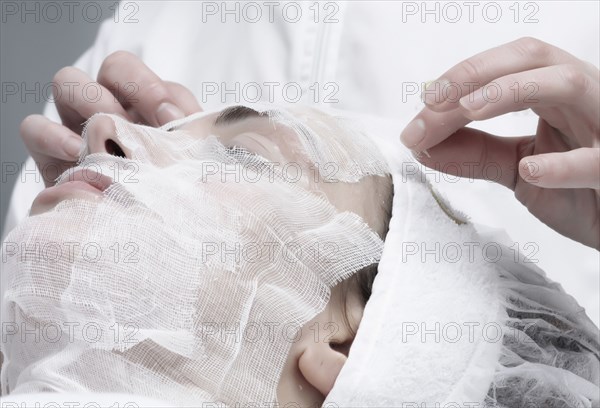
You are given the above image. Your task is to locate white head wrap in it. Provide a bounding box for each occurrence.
[326,113,600,408]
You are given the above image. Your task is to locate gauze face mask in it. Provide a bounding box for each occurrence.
[0,105,391,405]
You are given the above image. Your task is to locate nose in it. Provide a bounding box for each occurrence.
[85,115,129,158]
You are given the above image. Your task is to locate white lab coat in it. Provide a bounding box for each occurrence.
[3,1,599,324]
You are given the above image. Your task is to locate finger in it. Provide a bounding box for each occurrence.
[164,81,203,116]
[400,105,472,151]
[97,51,202,127]
[519,148,600,189]
[21,114,83,161]
[406,64,600,153]
[123,81,203,126]
[53,67,132,134]
[458,65,600,122]
[421,37,582,112]
[20,115,81,186]
[416,126,535,190]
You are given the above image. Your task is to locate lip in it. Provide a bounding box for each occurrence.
[62,168,114,190]
[30,169,113,216]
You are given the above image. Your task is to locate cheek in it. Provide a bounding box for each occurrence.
[346,303,365,332]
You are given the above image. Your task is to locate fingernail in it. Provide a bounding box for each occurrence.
[459,88,488,111]
[400,118,426,148]
[64,137,83,159]
[410,148,431,161]
[521,160,542,183]
[422,78,449,106]
[156,102,185,125]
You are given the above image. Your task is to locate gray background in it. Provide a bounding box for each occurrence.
[0,0,113,235]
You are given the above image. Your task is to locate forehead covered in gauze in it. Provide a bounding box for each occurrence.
[1,111,387,403]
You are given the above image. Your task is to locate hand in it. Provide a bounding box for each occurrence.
[400,37,599,250]
[20,51,202,187]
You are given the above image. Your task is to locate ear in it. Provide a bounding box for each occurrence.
[298,339,347,396]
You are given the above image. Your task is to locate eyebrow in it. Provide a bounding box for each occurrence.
[214,106,264,126]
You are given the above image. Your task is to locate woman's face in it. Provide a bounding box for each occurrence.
[32,105,391,237]
[21,105,390,405]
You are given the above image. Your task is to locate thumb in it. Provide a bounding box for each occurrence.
[519,148,600,189]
